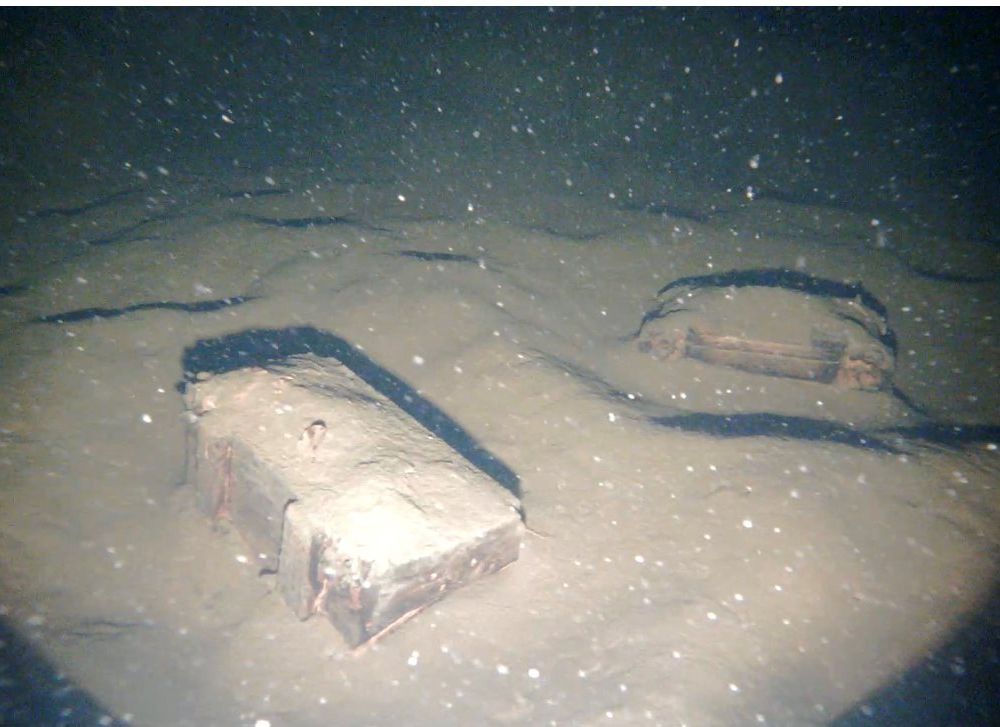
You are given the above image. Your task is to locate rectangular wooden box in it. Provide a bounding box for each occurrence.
[185,354,523,646]
[637,285,893,390]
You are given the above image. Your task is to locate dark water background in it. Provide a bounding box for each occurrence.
[1,8,998,239]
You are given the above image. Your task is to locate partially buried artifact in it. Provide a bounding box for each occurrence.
[637,283,893,390]
[184,354,523,647]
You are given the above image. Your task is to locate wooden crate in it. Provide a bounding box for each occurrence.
[185,354,523,646]
[637,284,893,390]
